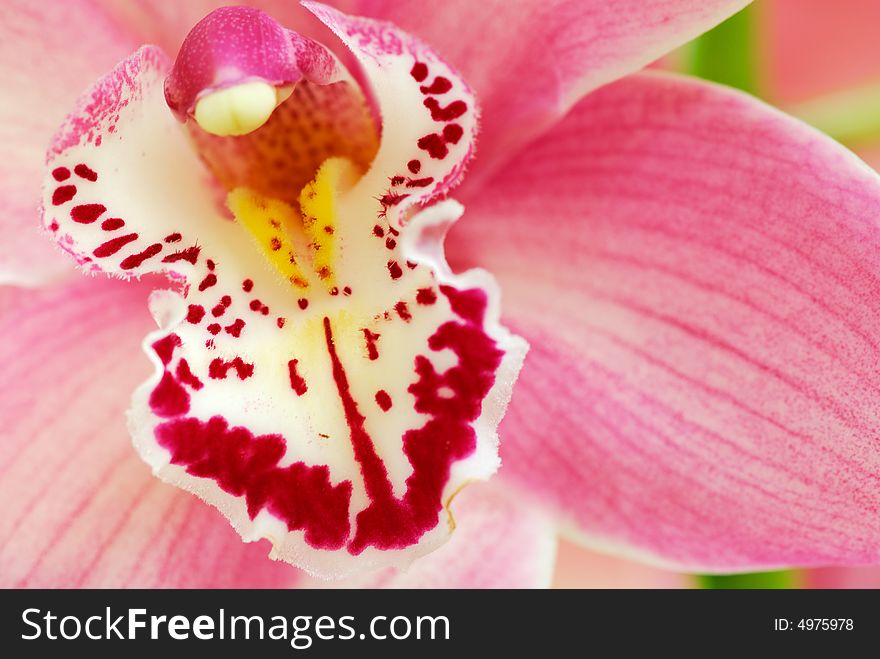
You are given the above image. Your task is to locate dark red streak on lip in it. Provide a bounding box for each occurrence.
[71,203,106,224]
[208,357,253,380]
[375,390,392,412]
[325,294,503,555]
[419,76,452,94]
[175,358,204,390]
[324,317,396,508]
[152,334,182,366]
[120,242,162,270]
[442,124,464,144]
[423,98,467,122]
[146,291,503,555]
[155,415,352,549]
[224,318,245,337]
[344,287,503,554]
[101,217,125,231]
[186,304,205,324]
[149,334,188,416]
[52,185,76,205]
[406,177,433,189]
[362,328,380,360]
[93,233,138,257]
[410,61,428,82]
[150,371,190,417]
[74,164,98,181]
[394,301,412,322]
[288,359,308,396]
[162,245,200,265]
[417,133,447,159]
[416,287,437,305]
[198,273,218,292]
[150,334,350,549]
[387,260,403,279]
[150,334,351,549]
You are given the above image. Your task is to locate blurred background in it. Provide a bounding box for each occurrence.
[554,0,880,589]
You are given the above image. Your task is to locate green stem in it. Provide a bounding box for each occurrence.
[695,570,801,589]
[682,3,760,96]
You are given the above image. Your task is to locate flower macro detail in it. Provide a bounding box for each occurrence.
[40,3,526,577]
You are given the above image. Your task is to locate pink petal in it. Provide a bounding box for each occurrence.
[0,0,136,285]
[94,0,349,56]
[314,484,556,588]
[447,71,880,570]
[552,540,686,589]
[350,0,750,188]
[0,278,303,587]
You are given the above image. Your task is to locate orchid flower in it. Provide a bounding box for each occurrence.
[4,0,880,588]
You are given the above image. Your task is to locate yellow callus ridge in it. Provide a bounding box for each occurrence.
[227,189,310,288]
[228,157,361,292]
[299,157,361,289]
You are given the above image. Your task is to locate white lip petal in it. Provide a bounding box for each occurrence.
[42,7,525,579]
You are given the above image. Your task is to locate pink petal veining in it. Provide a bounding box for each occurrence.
[449,71,880,570]
[0,278,304,588]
